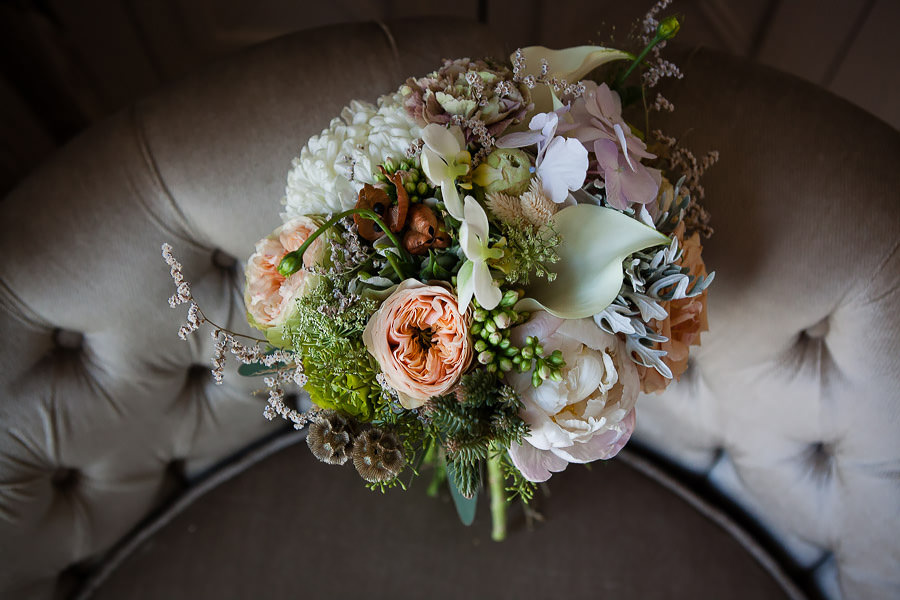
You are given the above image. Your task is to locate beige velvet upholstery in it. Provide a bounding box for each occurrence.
[1,19,898,600]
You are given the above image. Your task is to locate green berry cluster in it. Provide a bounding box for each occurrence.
[470,290,525,374]
[374,157,434,203]
[518,336,565,388]
[469,290,566,387]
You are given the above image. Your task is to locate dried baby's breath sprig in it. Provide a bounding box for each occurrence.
[652,130,718,237]
[262,375,317,429]
[651,92,675,112]
[510,48,586,103]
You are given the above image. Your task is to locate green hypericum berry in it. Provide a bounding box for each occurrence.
[520,361,531,373]
[531,370,543,388]
[498,338,511,350]
[417,182,428,195]
[404,181,416,193]
[512,355,523,364]
[493,313,511,329]
[537,363,550,380]
[474,339,487,353]
[471,322,483,336]
[520,346,534,360]
[484,320,497,334]
[503,346,518,357]
[408,170,419,183]
[474,308,488,322]
[547,350,565,366]
[499,358,514,372]
[535,344,544,356]
[500,289,520,307]
[399,161,410,171]
[549,370,563,382]
[488,331,502,346]
[478,350,495,365]
[480,328,492,340]
[525,336,536,346]
[487,363,498,374]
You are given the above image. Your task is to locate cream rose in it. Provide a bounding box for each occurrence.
[363,280,472,408]
[244,216,323,330]
[506,312,638,482]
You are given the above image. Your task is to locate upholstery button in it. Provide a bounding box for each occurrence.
[212,249,238,270]
[187,364,210,381]
[51,467,80,492]
[803,318,830,339]
[53,328,84,350]
[806,442,835,479]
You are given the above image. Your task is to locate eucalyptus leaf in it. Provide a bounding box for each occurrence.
[446,462,478,526]
[237,361,284,377]
[519,204,669,319]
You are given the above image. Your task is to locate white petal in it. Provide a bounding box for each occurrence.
[473,261,501,309]
[496,130,544,149]
[456,261,475,310]
[441,181,464,220]
[420,146,447,186]
[613,123,634,171]
[463,195,489,241]
[537,137,588,202]
[508,441,569,483]
[422,123,461,157]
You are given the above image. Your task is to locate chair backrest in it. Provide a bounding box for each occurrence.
[1,19,897,600]
[636,47,900,599]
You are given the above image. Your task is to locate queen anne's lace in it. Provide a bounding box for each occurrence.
[283,95,422,220]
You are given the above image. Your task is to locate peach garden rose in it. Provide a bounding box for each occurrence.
[363,280,472,409]
[244,216,324,330]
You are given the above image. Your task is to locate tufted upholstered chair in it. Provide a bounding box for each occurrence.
[1,18,898,600]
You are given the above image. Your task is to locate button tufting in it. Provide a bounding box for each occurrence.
[212,249,238,270]
[806,442,835,480]
[803,318,830,340]
[51,467,80,492]
[53,328,84,350]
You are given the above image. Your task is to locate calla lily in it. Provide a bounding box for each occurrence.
[420,124,470,220]
[457,196,503,310]
[515,46,633,115]
[517,204,668,319]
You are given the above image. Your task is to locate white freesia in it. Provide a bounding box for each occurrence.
[282,95,421,220]
[420,124,470,220]
[457,196,503,310]
[506,313,639,482]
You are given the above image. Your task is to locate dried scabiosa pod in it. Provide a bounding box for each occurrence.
[307,410,354,465]
[351,427,405,483]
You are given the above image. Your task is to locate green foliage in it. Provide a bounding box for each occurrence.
[280,281,381,420]
[428,369,529,499]
[496,220,561,285]
[497,450,537,504]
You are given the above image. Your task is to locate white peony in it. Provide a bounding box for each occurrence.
[282,94,422,221]
[506,312,639,482]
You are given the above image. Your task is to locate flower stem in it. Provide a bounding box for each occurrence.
[614,16,680,88]
[487,450,507,541]
[277,208,410,279]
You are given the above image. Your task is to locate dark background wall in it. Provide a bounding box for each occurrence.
[1,0,896,196]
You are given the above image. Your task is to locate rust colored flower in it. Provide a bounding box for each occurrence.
[402,204,451,255]
[639,222,710,394]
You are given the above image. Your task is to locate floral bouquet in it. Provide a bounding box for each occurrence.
[162,5,716,539]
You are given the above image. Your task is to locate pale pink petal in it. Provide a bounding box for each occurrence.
[508,441,570,483]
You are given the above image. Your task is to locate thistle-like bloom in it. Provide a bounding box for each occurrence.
[458,196,503,310]
[420,124,470,220]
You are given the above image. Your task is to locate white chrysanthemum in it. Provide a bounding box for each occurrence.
[282,94,421,221]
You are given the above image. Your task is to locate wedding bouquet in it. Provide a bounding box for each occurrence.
[162,5,716,539]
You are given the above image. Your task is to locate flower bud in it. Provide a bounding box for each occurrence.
[658,16,680,40]
[474,339,488,352]
[499,358,514,372]
[488,331,503,346]
[537,363,550,380]
[471,322,483,336]
[549,370,563,382]
[483,319,497,334]
[417,182,429,195]
[500,289,520,307]
[277,251,302,277]
[474,308,488,322]
[520,346,534,360]
[478,350,495,365]
[493,312,512,329]
[472,148,533,196]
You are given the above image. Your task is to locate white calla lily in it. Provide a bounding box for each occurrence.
[457,196,503,310]
[517,204,669,319]
[515,46,633,115]
[420,124,470,220]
